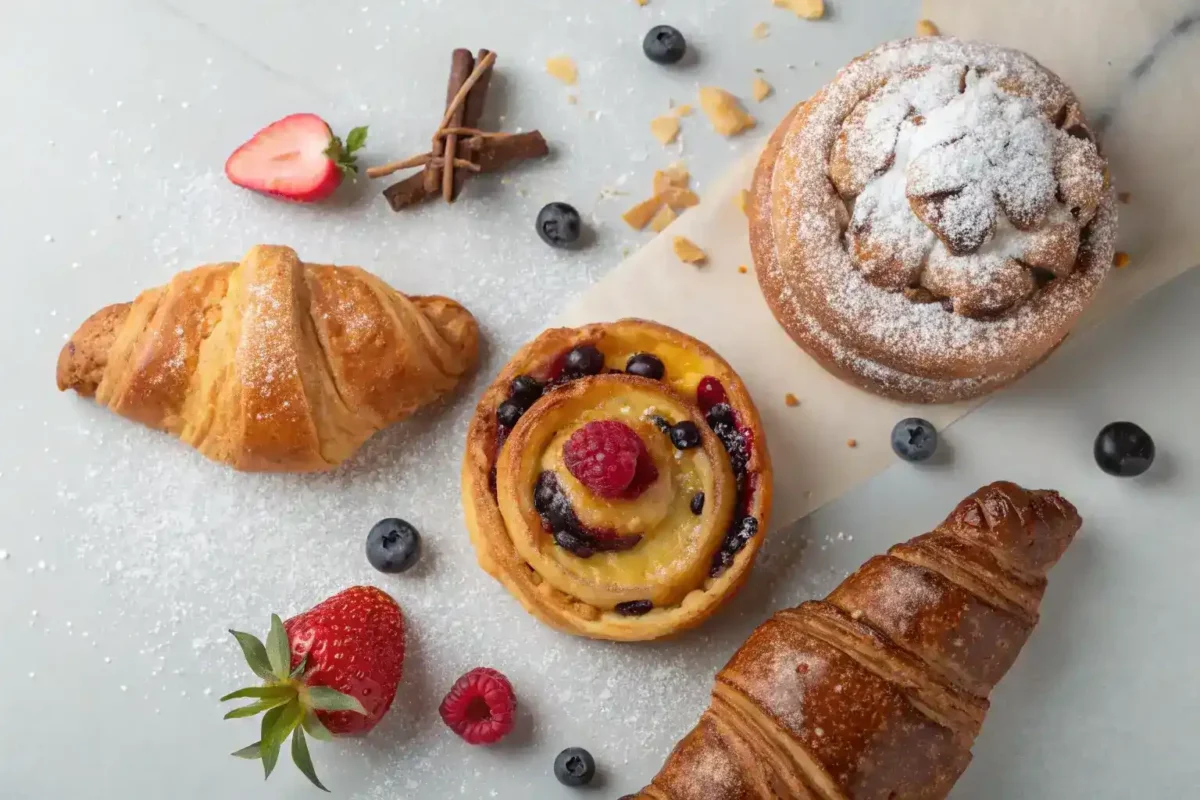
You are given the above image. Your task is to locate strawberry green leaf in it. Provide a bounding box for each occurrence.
[306,685,368,715]
[223,694,293,720]
[229,630,274,680]
[345,126,369,155]
[265,614,290,680]
[220,685,295,703]
[259,705,286,779]
[231,742,263,760]
[323,137,346,163]
[265,699,305,752]
[289,655,309,680]
[301,710,333,742]
[291,727,330,792]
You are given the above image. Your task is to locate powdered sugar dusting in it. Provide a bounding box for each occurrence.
[761,37,1117,398]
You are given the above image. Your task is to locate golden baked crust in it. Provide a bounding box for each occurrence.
[751,37,1117,403]
[462,319,773,641]
[57,244,479,472]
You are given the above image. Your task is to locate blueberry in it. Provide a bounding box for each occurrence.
[496,401,524,429]
[615,599,654,616]
[625,352,665,381]
[643,25,687,65]
[705,402,735,428]
[509,375,543,410]
[554,747,596,787]
[563,345,605,376]
[649,415,672,433]
[365,519,421,574]
[891,417,939,462]
[1094,421,1155,477]
[669,421,702,450]
[534,471,559,513]
[536,202,582,248]
[553,530,594,559]
[690,491,705,515]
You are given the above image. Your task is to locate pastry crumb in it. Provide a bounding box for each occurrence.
[1117,191,1132,204]
[545,56,578,85]
[672,236,707,265]
[1114,251,1131,268]
[846,438,858,448]
[636,0,649,5]
[660,186,699,210]
[737,265,748,274]
[648,204,677,233]
[735,188,751,215]
[774,0,824,20]
[752,76,773,102]
[672,104,694,117]
[664,161,690,187]
[916,19,940,36]
[752,22,770,39]
[785,393,799,406]
[653,166,690,194]
[650,114,681,145]
[623,196,664,230]
[566,94,579,105]
[698,87,756,136]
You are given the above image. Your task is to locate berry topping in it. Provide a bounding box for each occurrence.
[696,376,729,412]
[563,345,606,377]
[509,375,544,409]
[439,667,517,745]
[554,747,597,787]
[615,600,654,616]
[891,418,939,462]
[643,25,687,65]
[563,421,656,498]
[625,352,666,380]
[553,530,596,558]
[705,402,736,428]
[496,400,524,429]
[669,420,702,450]
[690,492,705,515]
[1094,421,1155,477]
[711,516,760,576]
[536,471,645,556]
[365,518,421,574]
[711,421,749,474]
[536,202,583,248]
[649,415,672,433]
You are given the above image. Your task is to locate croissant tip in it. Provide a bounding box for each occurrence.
[55,302,131,398]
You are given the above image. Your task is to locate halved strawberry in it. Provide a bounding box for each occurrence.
[224,113,368,203]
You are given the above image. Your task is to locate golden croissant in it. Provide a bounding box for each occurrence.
[56,245,479,472]
[631,481,1081,799]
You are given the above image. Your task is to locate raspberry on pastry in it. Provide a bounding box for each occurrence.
[462,320,773,642]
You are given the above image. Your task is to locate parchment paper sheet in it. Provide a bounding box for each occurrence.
[560,0,1199,530]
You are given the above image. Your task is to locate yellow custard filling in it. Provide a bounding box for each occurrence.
[540,393,712,586]
[593,328,711,401]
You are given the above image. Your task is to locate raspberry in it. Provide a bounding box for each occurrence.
[439,667,517,745]
[696,376,729,412]
[563,421,651,498]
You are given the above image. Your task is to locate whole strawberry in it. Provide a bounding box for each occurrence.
[221,586,405,791]
[225,113,368,203]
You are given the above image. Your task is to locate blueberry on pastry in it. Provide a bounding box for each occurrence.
[462,319,773,641]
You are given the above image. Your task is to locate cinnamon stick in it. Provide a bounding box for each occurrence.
[452,49,495,200]
[471,131,549,171]
[426,49,475,195]
[384,172,436,212]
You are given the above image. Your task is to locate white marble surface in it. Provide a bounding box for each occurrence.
[1,1,1198,799]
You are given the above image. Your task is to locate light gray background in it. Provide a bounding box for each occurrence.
[1,1,1197,798]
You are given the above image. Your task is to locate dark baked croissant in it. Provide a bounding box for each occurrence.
[629,481,1081,799]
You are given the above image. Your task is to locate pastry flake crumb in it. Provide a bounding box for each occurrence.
[738,265,748,274]
[1114,251,1131,268]
[650,114,681,145]
[698,87,756,136]
[915,19,940,36]
[664,161,690,187]
[672,104,694,117]
[735,188,751,215]
[636,0,649,5]
[546,56,578,85]
[672,236,707,265]
[566,94,579,105]
[774,0,824,20]
[652,170,673,195]
[622,196,665,230]
[752,22,770,39]
[752,76,773,102]
[660,186,699,210]
[846,438,858,448]
[785,393,799,406]
[1117,191,1132,204]
[648,204,677,233]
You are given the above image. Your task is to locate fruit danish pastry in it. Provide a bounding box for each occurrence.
[462,320,773,641]
[750,37,1117,403]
